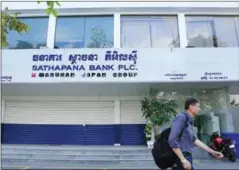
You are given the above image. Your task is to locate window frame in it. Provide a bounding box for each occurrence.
[4,11,239,49]
[4,16,49,49]
[120,15,180,48]
[185,15,239,47]
[54,15,114,49]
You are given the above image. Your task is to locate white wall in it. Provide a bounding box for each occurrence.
[2,1,239,19]
[2,1,239,10]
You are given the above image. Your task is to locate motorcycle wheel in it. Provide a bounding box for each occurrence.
[227,148,236,162]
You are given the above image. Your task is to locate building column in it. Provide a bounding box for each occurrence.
[46,14,57,48]
[226,84,239,132]
[177,13,188,48]
[226,112,235,132]
[114,13,121,48]
[2,100,5,123]
[114,100,121,146]
[113,13,121,145]
[216,89,235,133]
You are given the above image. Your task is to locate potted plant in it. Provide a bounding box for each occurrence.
[141,88,178,148]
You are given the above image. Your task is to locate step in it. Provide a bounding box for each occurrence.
[1,144,229,170]
[2,152,209,160]
[2,146,150,155]
[2,152,209,159]
[2,161,159,170]
[2,153,153,160]
[2,145,210,159]
[2,149,151,155]
[2,145,207,153]
[3,159,239,170]
[2,158,156,166]
[2,145,149,150]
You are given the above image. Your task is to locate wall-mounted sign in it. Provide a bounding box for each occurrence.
[200,72,228,81]
[165,73,187,80]
[30,50,138,80]
[2,48,239,83]
[1,76,12,82]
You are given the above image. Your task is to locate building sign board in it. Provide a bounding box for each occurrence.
[31,50,138,80]
[2,48,239,83]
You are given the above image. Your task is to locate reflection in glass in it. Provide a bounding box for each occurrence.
[186,16,239,47]
[121,19,151,48]
[55,16,113,48]
[234,17,239,45]
[121,16,180,48]
[5,17,48,49]
[163,88,229,113]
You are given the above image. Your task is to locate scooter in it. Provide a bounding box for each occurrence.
[209,131,236,162]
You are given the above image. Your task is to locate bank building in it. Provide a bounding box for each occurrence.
[1,1,239,167]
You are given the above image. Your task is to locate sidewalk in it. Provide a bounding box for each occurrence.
[2,159,239,169]
[2,160,239,170]
[193,159,239,169]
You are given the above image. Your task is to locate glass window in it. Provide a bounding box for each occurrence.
[5,17,48,49]
[121,16,180,48]
[186,16,239,47]
[55,16,113,48]
[121,19,151,48]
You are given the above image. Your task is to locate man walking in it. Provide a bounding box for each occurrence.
[168,97,224,170]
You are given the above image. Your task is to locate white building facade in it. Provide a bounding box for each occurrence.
[1,1,239,146]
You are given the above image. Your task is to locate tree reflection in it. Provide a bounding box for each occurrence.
[54,27,113,49]
[172,89,229,112]
[87,27,113,48]
[8,40,46,49]
[170,37,180,47]
[9,40,33,49]
[188,34,228,47]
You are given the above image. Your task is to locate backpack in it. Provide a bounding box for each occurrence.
[151,113,188,169]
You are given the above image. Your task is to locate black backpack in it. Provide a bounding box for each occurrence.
[151,113,188,169]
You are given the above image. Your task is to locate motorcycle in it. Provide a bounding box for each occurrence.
[209,131,236,162]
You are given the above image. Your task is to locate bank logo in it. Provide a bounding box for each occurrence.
[31,73,36,77]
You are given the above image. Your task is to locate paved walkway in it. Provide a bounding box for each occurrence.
[193,159,239,169]
[2,159,239,169]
